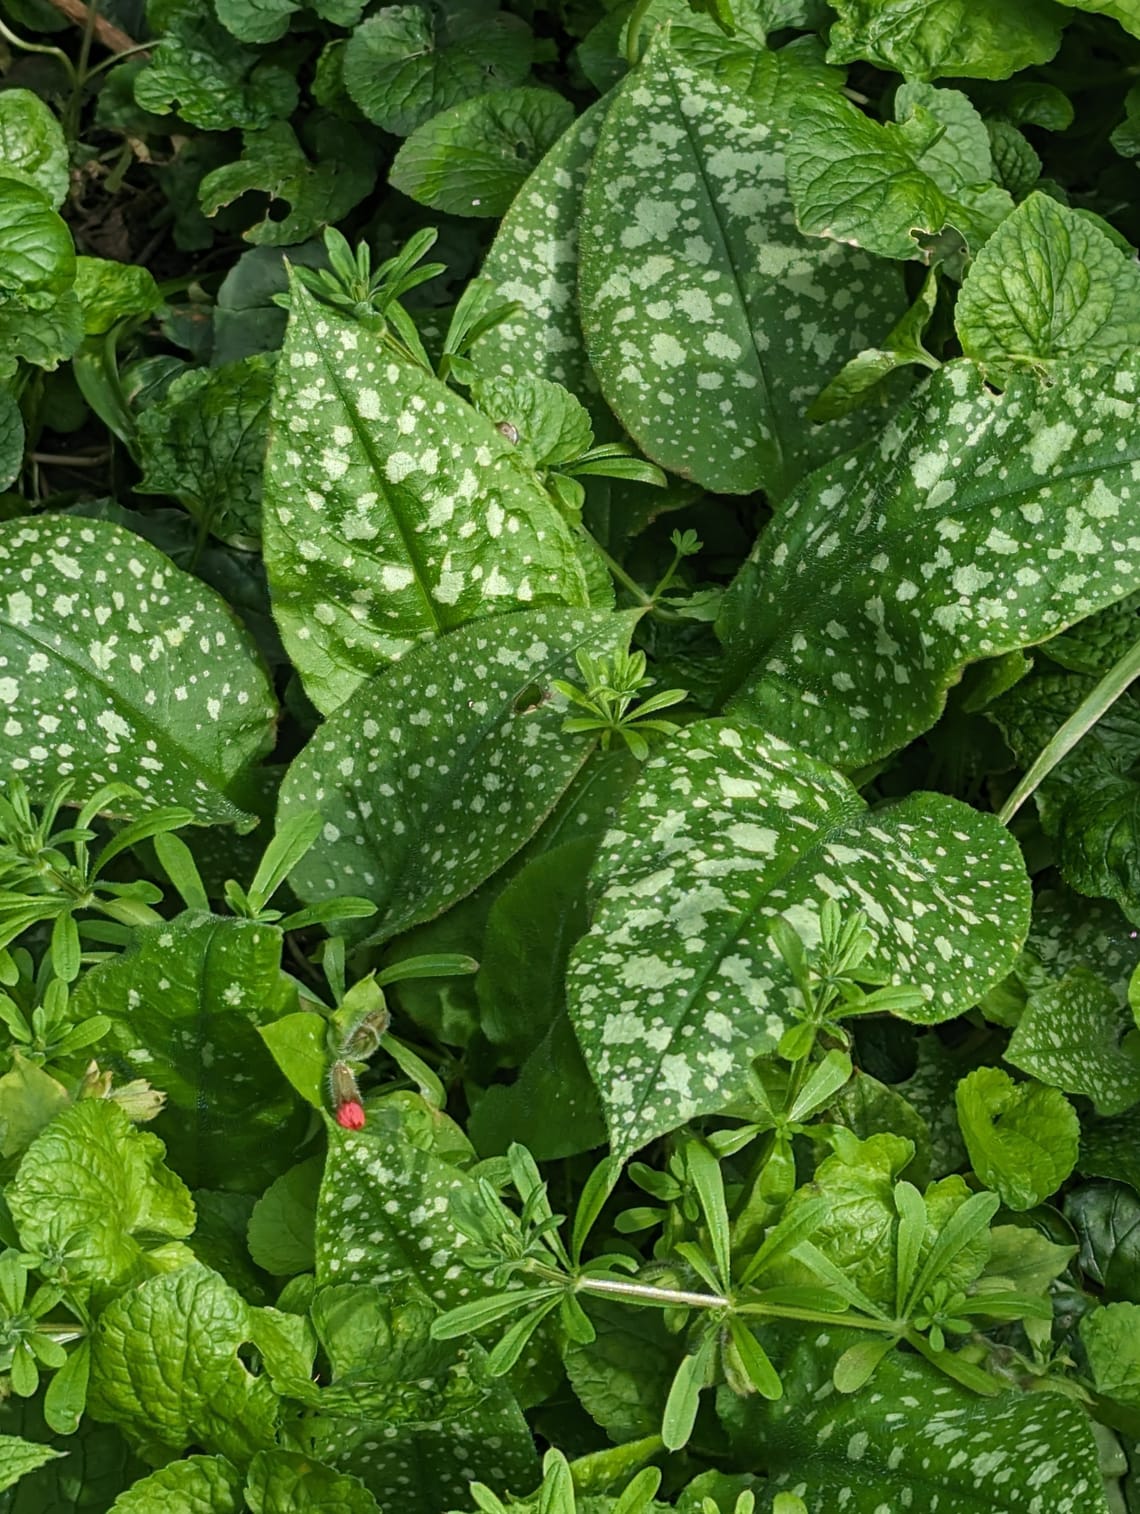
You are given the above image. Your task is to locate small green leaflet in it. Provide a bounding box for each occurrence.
[474,97,612,421]
[956,193,1140,375]
[955,1067,1079,1211]
[198,119,380,246]
[1006,968,1140,1116]
[578,35,907,497]
[718,358,1140,771]
[342,0,533,137]
[88,1264,280,1463]
[7,1100,196,1296]
[0,516,277,823]
[721,1333,1108,1513]
[262,282,591,714]
[73,258,162,337]
[390,88,574,220]
[825,0,1065,81]
[0,91,69,208]
[278,607,639,943]
[71,912,303,1192]
[786,84,1013,263]
[135,355,274,549]
[132,15,298,130]
[568,720,1029,1157]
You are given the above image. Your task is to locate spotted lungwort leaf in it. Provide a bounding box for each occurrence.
[277,606,640,943]
[568,719,1029,1157]
[577,34,907,498]
[718,358,1140,770]
[263,282,591,715]
[0,516,276,824]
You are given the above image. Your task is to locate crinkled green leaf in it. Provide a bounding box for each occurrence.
[71,913,303,1192]
[721,1332,1107,1512]
[578,36,907,497]
[1059,0,1140,39]
[0,176,75,310]
[0,515,277,822]
[107,1455,244,1512]
[1081,1301,1140,1409]
[829,1071,934,1189]
[73,258,162,337]
[1006,968,1140,1116]
[1081,1108,1140,1191]
[278,607,639,941]
[8,1100,196,1294]
[0,1437,63,1495]
[0,1398,144,1513]
[568,719,1029,1156]
[956,1066,1079,1210]
[719,359,1140,770]
[0,297,82,370]
[215,0,363,44]
[198,119,379,247]
[245,1450,381,1513]
[263,283,592,713]
[826,0,1065,80]
[987,120,1042,198]
[133,15,299,130]
[343,0,533,137]
[474,97,611,419]
[391,87,573,219]
[1065,1180,1140,1303]
[0,91,68,208]
[786,87,1013,263]
[956,193,1140,376]
[136,355,274,549]
[470,375,593,471]
[88,1263,280,1462]
[0,387,23,492]
[564,1301,679,1443]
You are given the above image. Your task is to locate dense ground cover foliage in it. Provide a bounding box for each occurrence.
[3,0,1140,1506]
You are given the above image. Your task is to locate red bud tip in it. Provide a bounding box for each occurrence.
[335,1099,366,1130]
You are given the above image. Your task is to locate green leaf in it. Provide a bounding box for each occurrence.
[88,1263,280,1462]
[0,175,75,311]
[7,1100,196,1295]
[1081,1300,1140,1409]
[247,1155,321,1275]
[135,356,274,549]
[786,87,1013,263]
[826,0,1065,80]
[470,376,594,472]
[278,606,639,941]
[719,359,1140,771]
[1006,967,1140,1116]
[215,0,363,44]
[0,515,277,823]
[987,120,1042,199]
[391,88,574,219]
[0,1435,63,1494]
[956,1067,1079,1211]
[568,719,1029,1156]
[1065,1180,1140,1303]
[721,1332,1107,1512]
[343,0,533,136]
[565,1300,679,1443]
[0,91,68,208]
[73,258,162,337]
[71,913,302,1192]
[107,1455,245,1512]
[0,1051,69,1159]
[956,193,1140,376]
[661,1332,715,1450]
[809,268,939,421]
[829,1071,934,1189]
[578,36,907,497]
[133,14,299,130]
[0,386,22,492]
[258,1011,328,1109]
[263,282,592,713]
[1058,0,1140,39]
[198,119,380,247]
[245,1450,382,1513]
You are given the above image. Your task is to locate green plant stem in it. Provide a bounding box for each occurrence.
[585,538,685,622]
[998,633,1140,825]
[0,17,76,82]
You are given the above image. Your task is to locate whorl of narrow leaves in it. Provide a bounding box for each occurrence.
[568,720,1029,1157]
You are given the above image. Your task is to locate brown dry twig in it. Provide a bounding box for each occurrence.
[42,0,143,55]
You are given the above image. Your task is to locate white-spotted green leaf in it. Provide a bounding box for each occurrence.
[568,720,1029,1157]
[718,359,1140,771]
[474,97,612,419]
[0,90,69,209]
[71,913,304,1192]
[785,86,1013,263]
[1006,968,1140,1116]
[277,606,639,943]
[956,193,1140,377]
[0,515,276,823]
[577,36,907,498]
[721,1330,1108,1513]
[390,87,575,220]
[263,282,591,714]
[825,0,1065,81]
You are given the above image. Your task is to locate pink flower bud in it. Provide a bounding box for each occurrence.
[335,1099,366,1131]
